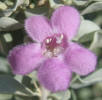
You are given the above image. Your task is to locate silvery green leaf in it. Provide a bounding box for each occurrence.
[0,33,13,54]
[62,90,71,100]
[71,90,77,100]
[50,90,71,100]
[24,11,36,18]
[0,75,35,96]
[14,0,29,10]
[0,94,12,100]
[49,0,63,9]
[0,41,4,53]
[25,6,49,16]
[78,32,95,43]
[62,0,73,5]
[14,75,23,83]
[0,1,7,10]
[71,69,102,89]
[28,71,37,82]
[3,33,13,43]
[14,95,34,100]
[0,9,14,17]
[81,2,102,15]
[77,88,92,100]
[0,17,23,31]
[11,0,29,12]
[90,31,102,49]
[89,0,102,2]
[75,20,100,41]
[72,0,87,6]
[0,57,10,73]
[94,13,102,26]
[0,0,29,17]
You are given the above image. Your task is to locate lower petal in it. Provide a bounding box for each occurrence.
[64,43,97,76]
[8,43,44,75]
[38,58,72,92]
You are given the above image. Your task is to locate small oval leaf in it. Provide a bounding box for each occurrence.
[81,2,102,15]
[75,20,100,40]
[90,31,102,49]
[0,75,34,96]
[0,17,23,31]
[71,69,102,89]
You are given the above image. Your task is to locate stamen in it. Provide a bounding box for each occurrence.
[46,39,50,44]
[60,34,64,39]
[49,38,52,42]
[56,34,64,44]
[53,48,59,55]
[53,47,63,56]
[46,38,52,44]
[42,34,67,57]
[44,50,53,57]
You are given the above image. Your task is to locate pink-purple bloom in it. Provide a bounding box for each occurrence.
[8,6,97,92]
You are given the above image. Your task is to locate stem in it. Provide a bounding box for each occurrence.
[61,90,71,100]
[25,87,40,96]
[71,90,77,100]
[15,87,40,97]
[34,81,41,96]
[40,86,50,100]
[71,75,79,85]
[78,76,89,84]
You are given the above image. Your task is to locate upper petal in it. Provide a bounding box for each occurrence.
[25,16,53,42]
[8,43,44,75]
[38,58,72,92]
[64,43,97,76]
[51,6,80,40]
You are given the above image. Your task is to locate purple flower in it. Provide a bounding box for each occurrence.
[8,6,97,92]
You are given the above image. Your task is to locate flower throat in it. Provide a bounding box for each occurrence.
[42,34,68,57]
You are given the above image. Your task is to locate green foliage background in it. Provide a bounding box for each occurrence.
[0,0,102,100]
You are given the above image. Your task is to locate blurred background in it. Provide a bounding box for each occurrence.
[0,0,102,100]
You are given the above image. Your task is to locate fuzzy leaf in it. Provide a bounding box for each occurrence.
[0,0,29,17]
[89,0,102,2]
[75,20,100,40]
[90,31,102,49]
[71,69,102,89]
[0,9,14,17]
[0,17,23,31]
[72,0,87,6]
[0,1,7,10]
[14,0,29,9]
[0,57,10,73]
[0,94,12,100]
[49,0,63,9]
[0,75,34,96]
[50,90,71,100]
[81,2,102,15]
[24,11,35,18]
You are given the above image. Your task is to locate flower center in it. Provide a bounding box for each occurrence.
[42,34,68,57]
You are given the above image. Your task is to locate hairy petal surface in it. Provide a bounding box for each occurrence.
[25,16,53,42]
[51,6,80,40]
[8,43,44,75]
[38,58,72,92]
[64,43,97,76]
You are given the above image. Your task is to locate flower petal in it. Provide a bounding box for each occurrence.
[51,6,80,40]
[8,43,44,75]
[64,43,97,76]
[25,16,53,42]
[38,58,72,92]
